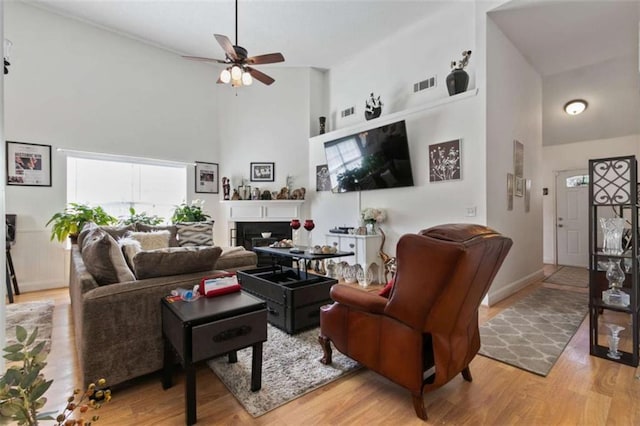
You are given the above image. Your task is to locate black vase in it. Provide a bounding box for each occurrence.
[446,68,469,96]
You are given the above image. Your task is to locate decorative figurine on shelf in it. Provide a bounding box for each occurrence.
[251,187,260,200]
[222,177,230,200]
[260,190,272,200]
[319,116,326,135]
[291,187,306,200]
[231,189,240,200]
[446,50,472,96]
[276,187,289,199]
[364,93,382,120]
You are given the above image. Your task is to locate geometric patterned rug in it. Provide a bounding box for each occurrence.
[478,287,588,376]
[543,266,589,288]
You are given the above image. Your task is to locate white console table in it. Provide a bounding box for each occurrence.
[325,233,382,284]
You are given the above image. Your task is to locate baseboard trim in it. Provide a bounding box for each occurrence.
[484,268,545,306]
[16,280,68,294]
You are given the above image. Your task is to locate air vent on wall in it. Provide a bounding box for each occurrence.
[413,75,437,93]
[341,106,355,118]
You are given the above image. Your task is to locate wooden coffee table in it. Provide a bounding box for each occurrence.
[161,291,267,425]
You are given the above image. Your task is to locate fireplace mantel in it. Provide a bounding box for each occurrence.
[220,200,304,222]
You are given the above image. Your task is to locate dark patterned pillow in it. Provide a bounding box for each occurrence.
[80,227,135,285]
[131,246,222,279]
[176,221,215,247]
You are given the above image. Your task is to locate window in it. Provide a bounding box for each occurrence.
[67,156,187,223]
[566,175,589,188]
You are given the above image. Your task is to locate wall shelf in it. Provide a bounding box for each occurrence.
[309,88,479,144]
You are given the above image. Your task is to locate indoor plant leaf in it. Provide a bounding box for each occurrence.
[25,327,39,346]
[15,326,27,343]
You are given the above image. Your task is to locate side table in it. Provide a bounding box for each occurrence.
[161,291,267,425]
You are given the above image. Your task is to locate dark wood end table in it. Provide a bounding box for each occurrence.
[161,291,267,425]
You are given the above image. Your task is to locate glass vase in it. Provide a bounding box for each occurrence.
[600,217,625,255]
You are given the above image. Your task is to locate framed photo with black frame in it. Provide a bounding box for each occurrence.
[250,162,275,182]
[6,141,52,187]
[195,161,219,194]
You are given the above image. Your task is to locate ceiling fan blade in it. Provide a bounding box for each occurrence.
[247,67,275,86]
[182,55,227,64]
[214,34,238,60]
[246,52,285,65]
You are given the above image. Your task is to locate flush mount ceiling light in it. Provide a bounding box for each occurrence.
[182,0,284,87]
[564,99,588,115]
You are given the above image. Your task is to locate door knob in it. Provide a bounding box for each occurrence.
[558,224,564,228]
[558,217,563,221]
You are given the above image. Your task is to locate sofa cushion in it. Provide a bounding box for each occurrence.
[131,246,222,279]
[77,223,135,251]
[126,230,171,251]
[176,221,214,247]
[136,223,179,247]
[118,237,143,270]
[81,228,135,285]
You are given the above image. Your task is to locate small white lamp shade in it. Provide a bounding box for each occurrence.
[220,68,231,84]
[242,71,253,86]
[231,65,242,80]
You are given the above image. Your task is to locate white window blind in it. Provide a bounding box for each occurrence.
[67,156,187,224]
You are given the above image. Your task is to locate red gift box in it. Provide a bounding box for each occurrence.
[199,273,241,297]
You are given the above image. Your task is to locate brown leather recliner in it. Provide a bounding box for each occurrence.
[319,224,512,420]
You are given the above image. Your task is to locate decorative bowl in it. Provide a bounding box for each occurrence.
[262,232,272,238]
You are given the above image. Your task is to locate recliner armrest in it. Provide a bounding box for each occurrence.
[329,284,387,314]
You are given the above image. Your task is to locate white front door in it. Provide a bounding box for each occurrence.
[556,170,589,267]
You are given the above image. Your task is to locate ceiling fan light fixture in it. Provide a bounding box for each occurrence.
[231,65,242,80]
[564,99,588,115]
[242,71,253,86]
[220,68,231,84]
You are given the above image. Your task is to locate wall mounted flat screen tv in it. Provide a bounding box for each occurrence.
[324,120,414,193]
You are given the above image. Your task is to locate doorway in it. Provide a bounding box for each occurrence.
[555,170,589,267]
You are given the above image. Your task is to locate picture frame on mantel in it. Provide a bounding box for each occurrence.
[195,161,219,194]
[6,141,52,187]
[250,162,275,182]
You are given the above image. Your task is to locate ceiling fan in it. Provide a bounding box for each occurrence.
[183,0,285,87]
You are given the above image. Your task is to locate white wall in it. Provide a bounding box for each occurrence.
[1,0,7,366]
[541,134,640,263]
[5,2,221,291]
[216,67,314,242]
[309,2,485,256]
[485,15,544,304]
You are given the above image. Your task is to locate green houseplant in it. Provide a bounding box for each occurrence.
[46,203,117,243]
[0,326,111,426]
[119,207,164,226]
[171,200,211,223]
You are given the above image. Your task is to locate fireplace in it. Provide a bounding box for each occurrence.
[233,221,292,266]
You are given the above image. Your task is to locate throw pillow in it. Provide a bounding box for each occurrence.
[131,246,222,279]
[378,278,395,298]
[126,230,171,251]
[101,224,136,241]
[176,221,214,247]
[118,237,143,270]
[135,223,179,247]
[77,222,98,251]
[220,246,246,257]
[81,228,135,285]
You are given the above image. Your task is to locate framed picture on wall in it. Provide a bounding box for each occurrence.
[250,162,275,182]
[6,141,52,187]
[513,140,524,178]
[514,176,524,197]
[428,139,461,182]
[195,161,219,194]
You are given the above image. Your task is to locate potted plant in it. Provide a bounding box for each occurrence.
[0,326,111,426]
[119,207,164,226]
[46,203,117,243]
[171,200,211,223]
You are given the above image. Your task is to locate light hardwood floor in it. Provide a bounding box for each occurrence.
[8,269,640,425]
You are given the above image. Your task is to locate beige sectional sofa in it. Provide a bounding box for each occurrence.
[69,223,257,388]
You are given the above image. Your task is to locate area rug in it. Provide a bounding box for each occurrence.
[478,287,587,376]
[5,300,55,354]
[543,266,588,288]
[208,325,359,417]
